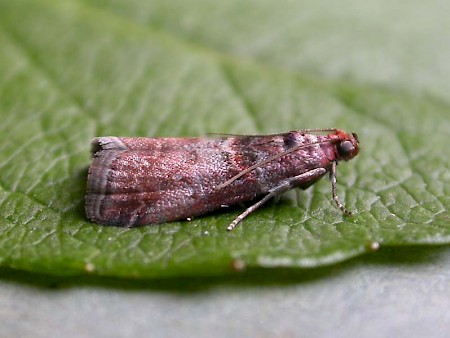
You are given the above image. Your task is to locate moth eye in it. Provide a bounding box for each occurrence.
[338,140,355,157]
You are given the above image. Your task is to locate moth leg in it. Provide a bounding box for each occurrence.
[330,161,352,215]
[227,168,327,231]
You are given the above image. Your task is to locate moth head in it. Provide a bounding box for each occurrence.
[336,132,359,161]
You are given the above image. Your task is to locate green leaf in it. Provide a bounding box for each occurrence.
[0,0,449,279]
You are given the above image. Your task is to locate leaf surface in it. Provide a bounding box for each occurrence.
[0,0,449,278]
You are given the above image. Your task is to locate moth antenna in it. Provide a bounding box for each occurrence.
[296,128,338,133]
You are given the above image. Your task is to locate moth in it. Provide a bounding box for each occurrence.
[86,129,359,230]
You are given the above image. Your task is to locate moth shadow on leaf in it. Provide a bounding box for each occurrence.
[70,166,90,222]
